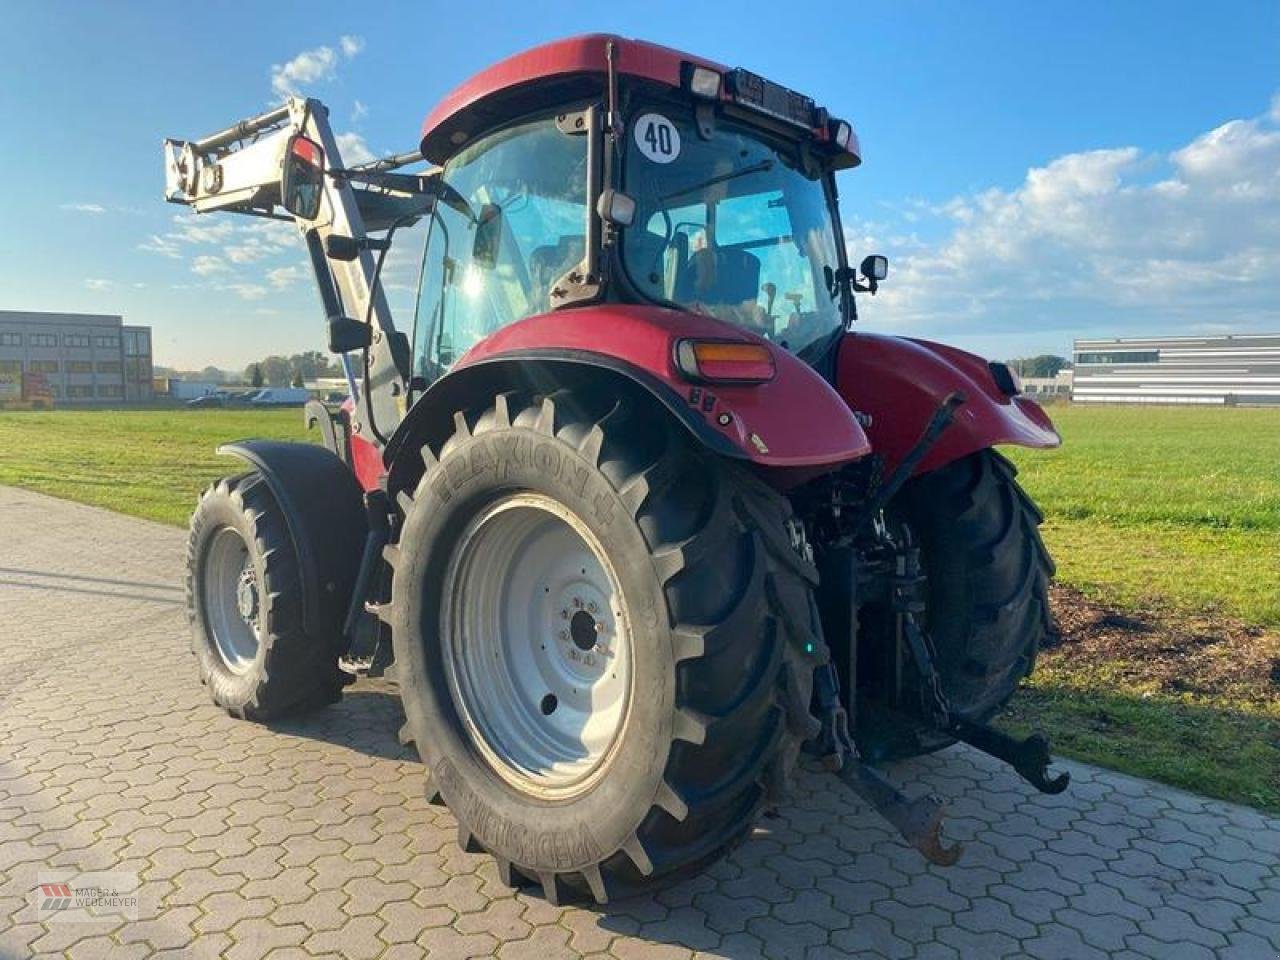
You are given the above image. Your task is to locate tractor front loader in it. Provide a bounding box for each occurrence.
[166,35,1066,904]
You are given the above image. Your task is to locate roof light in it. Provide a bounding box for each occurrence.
[830,119,853,150]
[687,65,722,99]
[675,339,776,384]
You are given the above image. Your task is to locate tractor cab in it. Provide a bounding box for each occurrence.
[411,35,873,385]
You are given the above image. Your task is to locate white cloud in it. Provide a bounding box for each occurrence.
[352,99,368,122]
[61,202,106,214]
[335,131,375,165]
[270,35,364,98]
[192,255,229,277]
[225,283,269,301]
[139,234,183,259]
[267,265,306,288]
[84,278,113,290]
[271,45,338,97]
[856,94,1280,344]
[171,215,235,244]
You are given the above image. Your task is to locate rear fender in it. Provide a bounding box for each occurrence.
[218,440,367,648]
[384,305,871,492]
[835,333,1060,476]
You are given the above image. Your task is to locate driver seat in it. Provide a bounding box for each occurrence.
[675,246,761,306]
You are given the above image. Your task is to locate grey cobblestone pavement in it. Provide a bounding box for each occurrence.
[1,485,1277,959]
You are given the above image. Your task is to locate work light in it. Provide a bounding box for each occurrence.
[687,65,722,99]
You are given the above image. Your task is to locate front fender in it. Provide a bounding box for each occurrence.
[835,333,1060,476]
[218,440,367,647]
[387,305,870,480]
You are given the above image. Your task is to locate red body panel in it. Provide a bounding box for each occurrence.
[457,305,871,470]
[341,398,386,491]
[420,34,860,165]
[835,333,1060,476]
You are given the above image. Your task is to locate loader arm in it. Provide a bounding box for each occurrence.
[163,97,434,445]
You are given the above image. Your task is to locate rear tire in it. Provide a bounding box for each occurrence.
[856,449,1056,761]
[186,473,346,720]
[386,389,825,903]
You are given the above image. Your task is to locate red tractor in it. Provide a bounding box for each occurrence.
[166,35,1064,903]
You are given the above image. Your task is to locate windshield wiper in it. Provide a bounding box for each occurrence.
[659,159,774,203]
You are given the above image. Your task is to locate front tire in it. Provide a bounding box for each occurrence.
[386,389,824,903]
[186,473,346,720]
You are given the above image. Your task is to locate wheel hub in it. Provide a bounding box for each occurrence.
[202,526,263,675]
[235,566,259,622]
[442,493,633,797]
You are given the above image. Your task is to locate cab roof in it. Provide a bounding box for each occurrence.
[419,34,859,166]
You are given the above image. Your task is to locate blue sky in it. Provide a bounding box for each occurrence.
[2,1,1277,369]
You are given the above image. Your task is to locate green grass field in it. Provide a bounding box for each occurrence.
[0,408,309,525]
[0,403,1276,809]
[1005,404,1280,627]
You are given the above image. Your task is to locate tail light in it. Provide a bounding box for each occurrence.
[675,339,776,384]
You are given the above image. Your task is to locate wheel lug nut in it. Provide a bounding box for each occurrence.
[587,601,597,613]
[558,630,568,641]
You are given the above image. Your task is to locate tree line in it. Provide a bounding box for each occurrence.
[1006,355,1072,378]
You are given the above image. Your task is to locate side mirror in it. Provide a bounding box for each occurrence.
[327,315,371,354]
[282,135,325,220]
[860,254,888,282]
[472,203,502,269]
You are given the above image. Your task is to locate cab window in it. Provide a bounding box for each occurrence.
[413,115,588,383]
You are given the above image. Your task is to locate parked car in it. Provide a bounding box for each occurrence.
[186,392,227,409]
[248,387,310,406]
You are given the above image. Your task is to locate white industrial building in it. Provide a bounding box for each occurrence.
[1072,334,1280,406]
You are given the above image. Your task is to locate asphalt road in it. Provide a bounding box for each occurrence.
[0,485,1276,959]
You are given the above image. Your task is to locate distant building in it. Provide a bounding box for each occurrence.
[1072,334,1280,406]
[1021,369,1073,399]
[0,310,153,404]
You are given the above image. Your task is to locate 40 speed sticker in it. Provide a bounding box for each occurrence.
[634,113,681,163]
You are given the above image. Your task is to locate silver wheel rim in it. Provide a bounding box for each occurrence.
[442,493,633,798]
[203,526,262,674]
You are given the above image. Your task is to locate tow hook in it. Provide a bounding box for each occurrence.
[833,757,961,866]
[951,722,1071,795]
[814,663,962,866]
